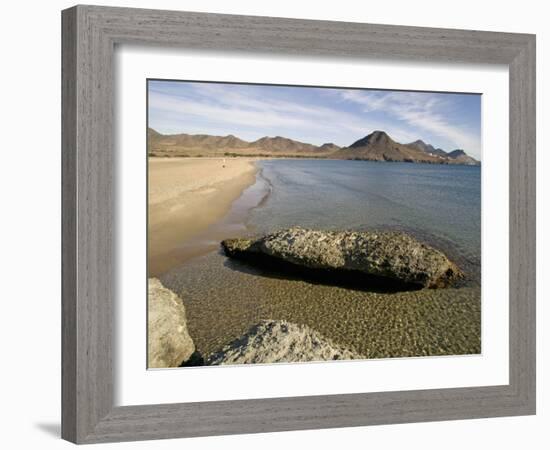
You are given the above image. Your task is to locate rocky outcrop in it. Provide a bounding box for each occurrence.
[148,278,195,368]
[333,131,479,165]
[207,320,361,365]
[407,139,449,158]
[447,149,480,166]
[222,227,463,289]
[334,131,445,163]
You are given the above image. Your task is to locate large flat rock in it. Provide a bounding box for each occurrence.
[222,227,463,289]
[148,278,195,368]
[207,320,361,365]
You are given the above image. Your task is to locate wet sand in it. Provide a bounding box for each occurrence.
[148,157,257,276]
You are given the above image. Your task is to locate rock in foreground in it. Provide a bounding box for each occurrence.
[222,227,463,289]
[148,278,195,368]
[207,320,361,365]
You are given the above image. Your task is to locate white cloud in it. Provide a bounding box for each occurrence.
[148,82,479,155]
[149,87,405,145]
[338,90,480,153]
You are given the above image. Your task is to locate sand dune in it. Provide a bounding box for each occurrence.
[148,157,257,275]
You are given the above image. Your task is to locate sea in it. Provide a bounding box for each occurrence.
[249,160,480,271]
[160,160,482,360]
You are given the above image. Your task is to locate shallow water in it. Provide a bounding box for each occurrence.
[249,160,481,277]
[160,160,481,361]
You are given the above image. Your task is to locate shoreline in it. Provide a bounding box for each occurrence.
[149,155,481,166]
[152,158,481,363]
[148,157,260,276]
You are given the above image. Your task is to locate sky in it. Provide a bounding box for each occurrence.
[148,80,482,159]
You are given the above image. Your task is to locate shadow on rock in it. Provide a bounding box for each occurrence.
[180,350,205,367]
[223,252,423,293]
[220,227,468,293]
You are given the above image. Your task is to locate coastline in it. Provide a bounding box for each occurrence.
[150,158,481,363]
[148,157,259,276]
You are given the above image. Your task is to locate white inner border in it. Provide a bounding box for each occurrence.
[114,45,509,406]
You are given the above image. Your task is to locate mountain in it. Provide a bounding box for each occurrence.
[446,149,480,166]
[147,127,163,146]
[249,136,318,153]
[147,128,337,157]
[333,131,480,165]
[319,143,341,152]
[148,128,480,165]
[148,130,249,153]
[407,140,480,165]
[407,139,448,158]
[334,131,445,163]
[447,149,467,158]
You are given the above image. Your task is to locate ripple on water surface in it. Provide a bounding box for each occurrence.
[161,250,481,361]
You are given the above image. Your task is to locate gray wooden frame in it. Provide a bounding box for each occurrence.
[61,4,536,444]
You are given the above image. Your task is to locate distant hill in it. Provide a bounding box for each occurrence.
[249,136,319,153]
[446,149,480,165]
[334,131,479,165]
[148,130,249,152]
[147,128,335,157]
[407,139,448,158]
[319,143,341,152]
[334,131,445,163]
[148,128,479,165]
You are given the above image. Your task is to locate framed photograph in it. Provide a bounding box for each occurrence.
[62,5,536,444]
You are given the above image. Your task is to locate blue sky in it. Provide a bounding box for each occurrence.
[148,80,482,159]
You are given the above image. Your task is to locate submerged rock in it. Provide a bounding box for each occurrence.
[207,320,361,365]
[148,278,195,368]
[222,227,463,289]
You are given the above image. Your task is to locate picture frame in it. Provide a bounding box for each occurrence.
[61,4,536,444]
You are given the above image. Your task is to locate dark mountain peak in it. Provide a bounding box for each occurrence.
[350,130,393,148]
[446,149,480,165]
[408,139,433,151]
[407,139,449,157]
[369,130,390,140]
[410,139,426,145]
[447,149,466,159]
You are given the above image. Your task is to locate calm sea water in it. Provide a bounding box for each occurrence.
[247,159,481,277]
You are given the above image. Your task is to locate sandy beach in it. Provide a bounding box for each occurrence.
[148,157,257,276]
